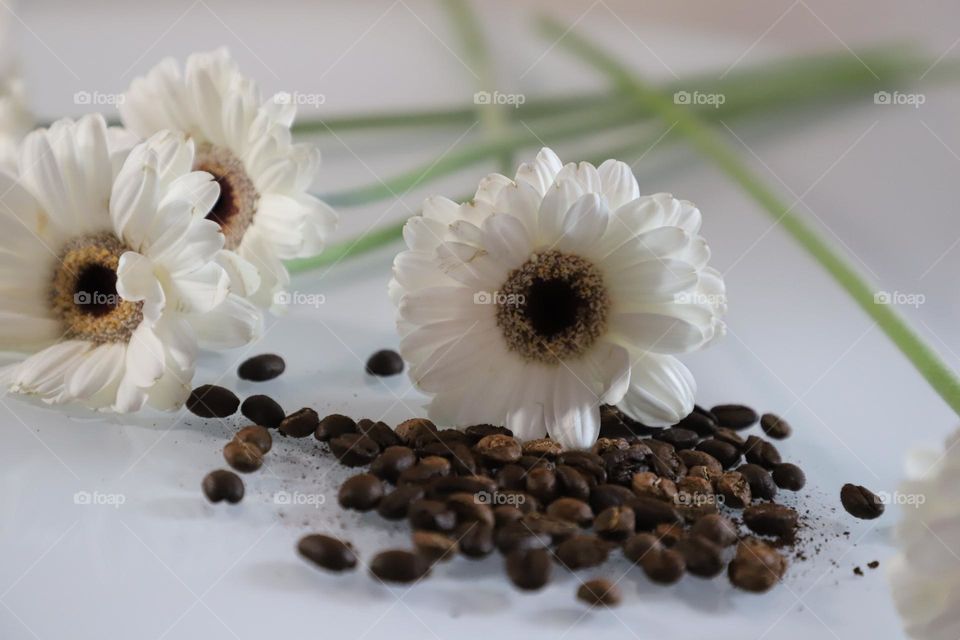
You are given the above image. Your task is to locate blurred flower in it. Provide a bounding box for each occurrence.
[0,74,30,169]
[120,48,336,312]
[390,148,725,448]
[0,115,260,412]
[890,428,960,640]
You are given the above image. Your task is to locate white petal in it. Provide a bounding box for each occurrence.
[597,159,640,209]
[65,343,126,401]
[545,364,601,450]
[618,354,696,426]
[554,193,609,253]
[515,147,562,195]
[608,310,709,354]
[189,293,261,349]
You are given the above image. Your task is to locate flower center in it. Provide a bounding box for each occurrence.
[194,143,258,250]
[496,250,610,364]
[50,232,144,344]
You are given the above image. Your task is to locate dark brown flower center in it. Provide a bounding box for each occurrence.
[194,143,258,250]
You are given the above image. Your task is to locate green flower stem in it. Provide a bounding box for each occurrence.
[540,16,960,417]
[285,218,409,273]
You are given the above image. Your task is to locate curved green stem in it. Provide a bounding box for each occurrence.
[540,16,960,417]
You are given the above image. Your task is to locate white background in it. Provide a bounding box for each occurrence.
[1,1,959,638]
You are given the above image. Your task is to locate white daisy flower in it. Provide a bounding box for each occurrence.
[119,48,337,311]
[0,114,260,412]
[390,148,726,449]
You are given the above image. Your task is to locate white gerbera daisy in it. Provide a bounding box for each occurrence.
[0,114,260,412]
[119,48,337,311]
[390,148,725,449]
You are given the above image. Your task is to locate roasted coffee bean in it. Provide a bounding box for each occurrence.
[223,440,263,473]
[438,443,479,476]
[653,522,685,547]
[474,434,522,465]
[690,514,738,547]
[187,384,239,418]
[237,354,285,381]
[603,445,652,485]
[546,498,593,526]
[728,538,786,592]
[394,418,436,445]
[521,438,563,458]
[234,425,272,454]
[678,450,723,475]
[631,472,677,503]
[297,534,357,572]
[408,499,456,531]
[456,522,495,558]
[628,496,682,531]
[644,439,685,480]
[590,483,636,513]
[426,476,496,501]
[369,446,417,484]
[737,463,778,500]
[557,451,607,486]
[840,483,885,520]
[240,395,285,429]
[370,549,429,583]
[715,471,752,509]
[315,414,357,441]
[712,427,747,448]
[652,428,699,450]
[202,469,244,503]
[743,503,799,537]
[594,506,635,541]
[687,465,720,482]
[357,419,403,449]
[494,505,524,529]
[760,413,791,439]
[365,349,404,376]
[625,535,686,584]
[555,465,591,500]
[577,578,621,607]
[377,485,424,520]
[711,404,759,430]
[623,532,660,563]
[554,535,610,570]
[329,433,381,467]
[696,439,741,469]
[675,476,718,519]
[496,490,539,514]
[675,535,724,578]
[591,437,629,456]
[463,424,513,444]
[744,435,782,469]
[279,407,319,438]
[772,463,806,491]
[515,455,554,472]
[677,410,718,437]
[496,464,527,490]
[398,457,452,485]
[598,405,659,438]
[338,473,384,511]
[525,467,558,503]
[506,548,552,590]
[415,428,469,450]
[412,531,458,562]
[521,512,579,544]
[446,493,495,528]
[496,521,550,554]
[693,404,719,423]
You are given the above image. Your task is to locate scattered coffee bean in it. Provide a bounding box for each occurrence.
[623,532,661,563]
[202,469,244,504]
[315,414,357,441]
[394,418,436,445]
[456,522,495,558]
[628,496,683,531]
[522,438,563,458]
[728,537,786,592]
[695,439,741,469]
[677,411,717,437]
[521,512,579,544]
[743,503,799,537]
[339,473,384,511]
[772,463,806,491]
[495,521,550,554]
[711,404,759,430]
[357,419,403,449]
[546,498,593,527]
[235,425,272,454]
[653,522,685,546]
[370,549,429,583]
[464,424,513,444]
[240,395,285,429]
[712,427,747,449]
[506,548,552,590]
[577,578,621,607]
[494,505,524,529]
[237,354,285,381]
[474,434,522,465]
[412,531,458,562]
[594,506,635,541]
[370,446,417,484]
[377,485,424,520]
[641,547,686,584]
[674,476,718,520]
[556,465,591,500]
[737,464,778,500]
[678,450,723,475]
[525,467,558,503]
[675,535,725,578]
[330,433,380,467]
[591,483,638,513]
[298,534,357,572]
[690,514,738,547]
[760,413,791,439]
[744,435,782,469]
[187,384,239,418]
[408,499,456,531]
[446,493,495,528]
[840,483,885,520]
[223,440,263,473]
[630,472,677,503]
[715,471,752,509]
[365,349,404,376]
[279,407,319,438]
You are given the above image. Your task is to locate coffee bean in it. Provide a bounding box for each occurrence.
[558,451,607,486]
[678,450,723,475]
[338,473,384,511]
[369,446,417,484]
[641,547,686,584]
[556,465,591,500]
[496,490,539,514]
[623,532,660,563]
[494,505,524,529]
[395,418,436,445]
[840,483,885,520]
[202,469,244,503]
[760,413,791,439]
[525,467,558,503]
[495,521,550,554]
[744,435,782,469]
[652,428,699,450]
[223,440,263,473]
[674,476,718,519]
[591,437,629,456]
[412,531,458,562]
[357,419,403,449]
[728,537,786,592]
[365,349,404,376]
[474,434,522,465]
[408,499,456,531]
[743,503,799,537]
[297,534,357,572]
[370,549,429,583]
[737,464,778,500]
[329,433,380,467]
[715,471,752,509]
[377,485,424,520]
[690,514,738,547]
[546,498,593,526]
[187,385,239,418]
[695,439,741,469]
[463,424,513,444]
[590,483,637,513]
[521,438,563,458]
[456,521,495,558]
[554,535,610,570]
[240,395,285,429]
[521,512,579,544]
[628,496,682,531]
[677,410,717,437]
[237,354,285,381]
[603,444,653,485]
[675,535,725,578]
[711,404,759,430]
[279,407,319,438]
[630,472,677,503]
[712,427,747,448]
[315,414,357,441]
[594,506,635,541]
[577,578,621,607]
[772,463,806,491]
[235,425,272,454]
[426,476,496,501]
[653,523,685,547]
[446,493,495,528]
[506,548,552,590]
[496,464,527,490]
